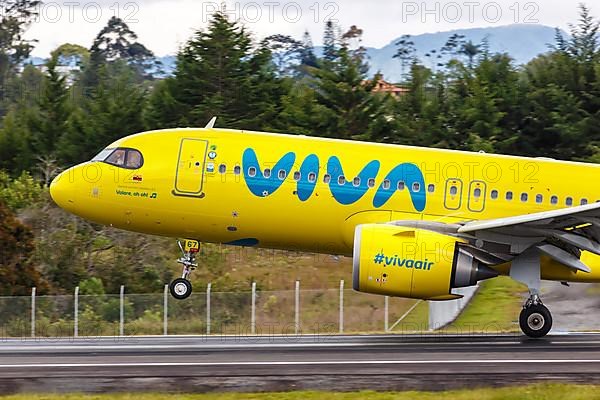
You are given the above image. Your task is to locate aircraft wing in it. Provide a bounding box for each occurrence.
[455,202,600,273]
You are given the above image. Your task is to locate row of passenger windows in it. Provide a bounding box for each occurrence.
[219,164,590,206]
[221,164,432,192]
[451,185,591,206]
[489,189,589,206]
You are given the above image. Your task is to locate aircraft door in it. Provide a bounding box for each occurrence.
[173,138,209,197]
[443,178,463,210]
[468,180,487,212]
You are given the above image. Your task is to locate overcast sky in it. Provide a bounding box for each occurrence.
[26,0,585,57]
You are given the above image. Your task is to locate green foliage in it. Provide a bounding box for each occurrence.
[59,61,147,164]
[0,6,599,296]
[27,55,71,158]
[0,170,43,210]
[79,277,105,295]
[0,0,42,116]
[0,200,48,295]
[147,11,283,129]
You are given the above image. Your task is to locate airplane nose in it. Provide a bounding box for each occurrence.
[50,171,75,210]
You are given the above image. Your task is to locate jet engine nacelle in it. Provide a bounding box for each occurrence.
[352,224,498,300]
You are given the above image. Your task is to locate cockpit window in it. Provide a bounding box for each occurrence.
[95,147,144,169]
[92,148,115,161]
[106,149,127,166]
[126,150,143,168]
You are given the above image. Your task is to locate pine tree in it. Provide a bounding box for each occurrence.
[322,20,338,62]
[393,35,416,82]
[298,30,318,71]
[311,45,393,139]
[149,11,282,130]
[82,16,156,91]
[58,62,147,164]
[27,56,71,158]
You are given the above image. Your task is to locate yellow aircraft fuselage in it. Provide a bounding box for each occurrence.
[49,128,600,283]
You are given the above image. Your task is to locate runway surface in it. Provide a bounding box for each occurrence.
[1,333,600,393]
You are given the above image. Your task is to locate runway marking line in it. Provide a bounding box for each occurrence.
[2,339,600,352]
[1,360,600,368]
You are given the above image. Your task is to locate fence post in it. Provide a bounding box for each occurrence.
[251,282,256,335]
[74,286,79,338]
[119,285,125,337]
[206,283,212,335]
[163,284,168,336]
[31,287,36,338]
[339,280,344,333]
[384,296,389,332]
[295,280,300,335]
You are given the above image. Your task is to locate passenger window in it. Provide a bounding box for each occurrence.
[368,178,375,188]
[218,164,226,174]
[491,190,498,199]
[234,165,241,175]
[474,188,481,198]
[427,184,435,193]
[293,171,301,181]
[338,176,346,185]
[506,191,513,201]
[263,168,271,178]
[536,194,543,204]
[323,174,331,184]
[125,150,143,169]
[566,197,573,206]
[520,193,528,202]
[278,170,287,180]
[412,182,420,192]
[398,181,405,191]
[106,149,126,167]
[550,195,558,205]
[450,186,458,196]
[383,179,391,190]
[353,177,361,187]
[581,198,588,205]
[308,172,317,183]
[248,167,257,177]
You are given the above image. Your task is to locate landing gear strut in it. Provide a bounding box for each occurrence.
[519,293,553,338]
[169,239,199,300]
[510,248,553,338]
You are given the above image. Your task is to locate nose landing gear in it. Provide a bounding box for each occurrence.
[169,239,199,300]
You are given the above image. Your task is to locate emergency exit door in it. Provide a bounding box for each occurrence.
[468,180,487,212]
[444,178,463,210]
[174,138,208,197]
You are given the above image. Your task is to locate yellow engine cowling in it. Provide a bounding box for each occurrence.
[352,224,498,300]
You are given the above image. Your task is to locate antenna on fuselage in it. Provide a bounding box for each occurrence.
[205,116,217,129]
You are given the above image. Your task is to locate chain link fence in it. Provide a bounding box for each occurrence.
[1,281,436,338]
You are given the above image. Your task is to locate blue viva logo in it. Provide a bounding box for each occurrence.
[242,148,426,210]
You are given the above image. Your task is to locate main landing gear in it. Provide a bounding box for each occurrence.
[510,248,553,338]
[519,293,552,338]
[169,239,199,300]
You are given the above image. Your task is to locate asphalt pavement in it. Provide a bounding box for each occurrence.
[0,333,599,393]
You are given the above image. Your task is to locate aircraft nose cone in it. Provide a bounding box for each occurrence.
[50,171,75,210]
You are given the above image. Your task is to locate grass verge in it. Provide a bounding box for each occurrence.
[450,275,526,333]
[4,384,600,400]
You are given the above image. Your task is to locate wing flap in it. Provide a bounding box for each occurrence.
[458,202,600,233]
[536,243,591,273]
